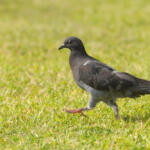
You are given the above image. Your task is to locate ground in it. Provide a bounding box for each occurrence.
[0,0,150,149]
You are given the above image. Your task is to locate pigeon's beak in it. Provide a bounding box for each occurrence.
[58,44,66,50]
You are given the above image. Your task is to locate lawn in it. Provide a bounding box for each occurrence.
[0,0,150,149]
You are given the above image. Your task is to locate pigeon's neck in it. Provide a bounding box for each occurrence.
[69,48,88,69]
[70,48,87,57]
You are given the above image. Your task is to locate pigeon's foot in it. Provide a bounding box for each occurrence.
[115,115,119,120]
[65,108,86,117]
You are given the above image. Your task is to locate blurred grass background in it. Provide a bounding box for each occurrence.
[0,0,150,149]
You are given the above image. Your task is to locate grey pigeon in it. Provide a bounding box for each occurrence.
[58,36,150,119]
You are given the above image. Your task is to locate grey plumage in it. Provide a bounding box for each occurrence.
[58,36,150,119]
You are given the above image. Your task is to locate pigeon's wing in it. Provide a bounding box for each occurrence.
[79,61,136,92]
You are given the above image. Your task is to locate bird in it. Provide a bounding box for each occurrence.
[58,36,150,119]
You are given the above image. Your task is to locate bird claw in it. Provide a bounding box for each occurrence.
[65,108,87,117]
[115,115,119,120]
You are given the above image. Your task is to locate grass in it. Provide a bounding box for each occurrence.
[0,0,150,149]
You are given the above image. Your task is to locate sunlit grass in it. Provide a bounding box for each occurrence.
[0,0,150,149]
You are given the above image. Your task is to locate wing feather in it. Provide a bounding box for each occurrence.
[79,62,136,92]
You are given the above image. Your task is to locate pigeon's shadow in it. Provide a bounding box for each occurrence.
[122,112,150,122]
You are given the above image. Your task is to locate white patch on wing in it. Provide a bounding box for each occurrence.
[112,70,118,74]
[83,60,92,66]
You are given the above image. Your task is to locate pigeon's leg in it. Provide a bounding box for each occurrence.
[65,107,88,117]
[65,95,97,117]
[107,101,119,119]
[112,103,119,119]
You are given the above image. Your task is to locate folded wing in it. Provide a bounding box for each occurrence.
[79,61,150,98]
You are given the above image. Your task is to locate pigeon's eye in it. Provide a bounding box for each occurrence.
[68,40,72,44]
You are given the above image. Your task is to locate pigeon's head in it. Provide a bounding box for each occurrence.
[58,36,85,52]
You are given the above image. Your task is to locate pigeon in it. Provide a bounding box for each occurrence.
[58,36,150,119]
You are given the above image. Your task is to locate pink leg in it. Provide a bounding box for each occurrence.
[65,108,87,117]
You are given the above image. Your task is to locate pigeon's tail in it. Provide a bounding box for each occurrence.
[133,78,150,97]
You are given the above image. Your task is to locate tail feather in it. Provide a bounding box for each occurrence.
[133,78,150,96]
